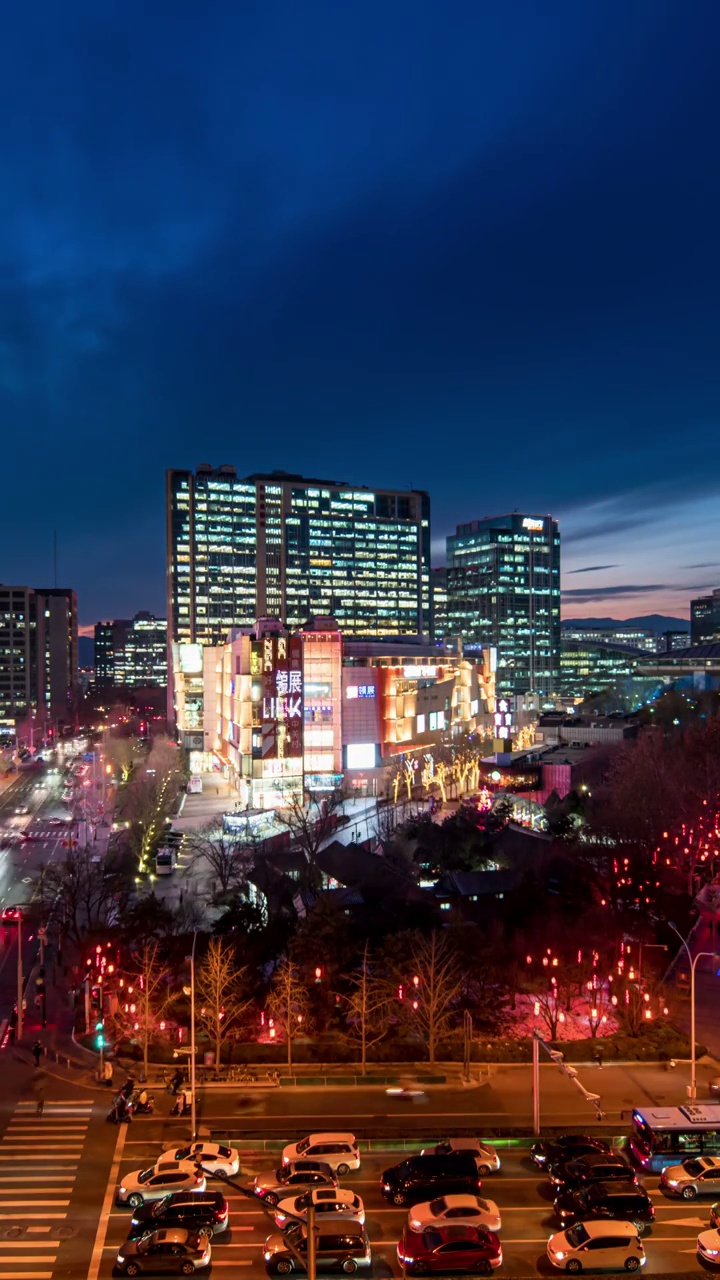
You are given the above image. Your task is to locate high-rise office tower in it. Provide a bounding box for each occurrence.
[0,585,78,742]
[35,588,79,727]
[166,466,431,648]
[446,513,560,696]
[691,591,720,644]
[94,613,167,688]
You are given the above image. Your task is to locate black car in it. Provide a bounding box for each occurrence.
[381,1153,482,1207]
[554,1180,655,1233]
[531,1135,611,1168]
[549,1153,636,1193]
[128,1191,229,1239]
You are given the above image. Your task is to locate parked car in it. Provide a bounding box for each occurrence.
[381,1153,482,1207]
[127,1192,229,1239]
[398,1224,502,1275]
[549,1154,636,1193]
[254,1162,337,1207]
[117,1164,206,1208]
[274,1187,365,1229]
[115,1227,211,1275]
[421,1138,501,1176]
[660,1156,720,1199]
[408,1194,501,1234]
[554,1181,655,1233]
[547,1220,646,1272]
[281,1135,359,1177]
[156,1143,240,1179]
[711,1202,720,1227]
[263,1222,371,1274]
[697,1226,720,1264]
[532,1137,611,1169]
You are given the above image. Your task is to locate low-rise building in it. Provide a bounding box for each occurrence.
[174,617,497,810]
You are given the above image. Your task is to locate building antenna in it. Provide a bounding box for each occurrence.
[53,529,58,587]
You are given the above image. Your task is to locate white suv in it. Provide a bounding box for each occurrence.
[282,1134,360,1176]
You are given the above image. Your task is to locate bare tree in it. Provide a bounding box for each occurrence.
[342,941,392,1073]
[266,955,310,1072]
[42,848,133,942]
[195,938,253,1067]
[275,789,346,871]
[102,733,135,783]
[117,942,173,1080]
[186,824,253,900]
[118,748,182,872]
[402,930,464,1064]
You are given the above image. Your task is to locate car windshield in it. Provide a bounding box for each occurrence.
[151,1198,172,1216]
[296,1193,311,1209]
[566,1224,591,1248]
[296,1139,310,1154]
[684,1160,705,1176]
[218,1146,232,1159]
[428,1198,447,1215]
[138,1169,156,1184]
[175,1147,191,1160]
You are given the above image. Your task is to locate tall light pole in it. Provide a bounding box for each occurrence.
[17,910,23,1041]
[190,930,198,1140]
[669,922,714,1103]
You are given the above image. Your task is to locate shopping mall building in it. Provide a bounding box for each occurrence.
[172,617,496,809]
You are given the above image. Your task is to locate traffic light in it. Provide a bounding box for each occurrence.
[95,1018,105,1049]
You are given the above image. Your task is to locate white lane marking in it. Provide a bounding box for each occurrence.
[0,1157,80,1163]
[0,1272,54,1278]
[0,1201,70,1207]
[87,1120,126,1280]
[25,1229,53,1234]
[0,1177,75,1183]
[0,1243,59,1249]
[0,1215,66,1220]
[0,1254,57,1264]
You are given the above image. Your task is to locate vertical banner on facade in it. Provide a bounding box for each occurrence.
[261,635,277,758]
[287,635,304,758]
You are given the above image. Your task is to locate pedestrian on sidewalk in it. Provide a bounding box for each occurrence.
[103,1059,114,1088]
[32,1040,43,1068]
[594,1045,604,1070]
[171,1067,183,1095]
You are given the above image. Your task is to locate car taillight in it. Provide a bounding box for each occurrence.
[219,1207,228,1219]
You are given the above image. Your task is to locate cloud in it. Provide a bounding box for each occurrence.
[566,564,619,574]
[562,583,666,601]
[683,562,720,570]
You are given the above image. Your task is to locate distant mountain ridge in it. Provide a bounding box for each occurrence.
[562,614,689,635]
[78,636,94,668]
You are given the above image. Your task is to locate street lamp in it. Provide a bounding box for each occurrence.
[189,931,198,1139]
[668,922,714,1103]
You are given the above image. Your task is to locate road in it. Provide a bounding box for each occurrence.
[0,770,72,1025]
[0,1060,717,1280]
[94,1105,719,1278]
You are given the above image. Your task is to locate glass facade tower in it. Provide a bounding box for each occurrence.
[167,466,431,648]
[446,513,560,696]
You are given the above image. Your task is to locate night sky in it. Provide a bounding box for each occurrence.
[3,0,719,629]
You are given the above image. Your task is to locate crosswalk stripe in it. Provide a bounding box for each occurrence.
[0,1272,55,1278]
[0,1214,66,1220]
[0,1201,71,1207]
[0,1177,75,1183]
[0,1157,80,1163]
[0,1242,60,1249]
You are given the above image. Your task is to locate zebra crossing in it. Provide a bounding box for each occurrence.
[0,1099,93,1279]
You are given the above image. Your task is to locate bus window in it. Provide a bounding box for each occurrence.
[677,1132,703,1154]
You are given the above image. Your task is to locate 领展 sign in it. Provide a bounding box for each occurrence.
[403,665,437,679]
[346,684,376,699]
[254,634,304,760]
[522,517,544,532]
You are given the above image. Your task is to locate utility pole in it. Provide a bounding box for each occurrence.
[17,912,23,1040]
[532,1033,540,1136]
[306,1204,316,1280]
[190,931,198,1140]
[463,1010,473,1084]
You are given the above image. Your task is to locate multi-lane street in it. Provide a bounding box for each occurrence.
[0,771,73,1026]
[92,1105,720,1278]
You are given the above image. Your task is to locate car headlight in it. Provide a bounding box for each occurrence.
[554,1252,565,1260]
[666,1179,679,1187]
[119,1187,126,1195]
[116,1257,125,1266]
[264,1252,273,1261]
[410,1220,421,1230]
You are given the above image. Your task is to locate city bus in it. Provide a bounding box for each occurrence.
[630,1106,720,1171]
[155,846,177,875]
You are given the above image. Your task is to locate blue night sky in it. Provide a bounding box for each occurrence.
[2,0,719,628]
